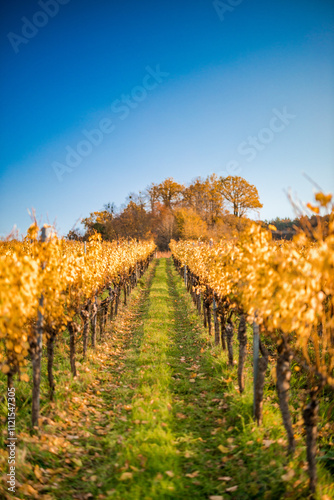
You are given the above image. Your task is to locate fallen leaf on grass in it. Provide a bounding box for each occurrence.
[209,496,224,500]
[165,471,174,477]
[218,445,229,453]
[19,484,39,497]
[263,439,274,448]
[34,465,43,482]
[176,413,187,419]
[226,485,238,492]
[46,468,66,475]
[185,471,200,478]
[281,469,295,482]
[119,472,133,481]
[72,458,83,467]
[218,476,232,481]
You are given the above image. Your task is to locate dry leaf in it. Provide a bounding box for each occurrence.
[218,445,229,453]
[185,471,200,478]
[226,485,238,492]
[281,469,295,482]
[119,472,133,481]
[72,458,83,467]
[34,465,43,482]
[19,484,39,496]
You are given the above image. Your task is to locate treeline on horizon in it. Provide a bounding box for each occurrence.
[68,175,325,249]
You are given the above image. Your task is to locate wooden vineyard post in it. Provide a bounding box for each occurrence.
[91,296,97,348]
[303,391,319,496]
[46,328,57,400]
[276,335,295,454]
[108,286,114,322]
[213,298,220,345]
[237,314,247,393]
[206,301,212,336]
[184,265,187,287]
[253,321,268,425]
[253,319,260,419]
[81,301,90,358]
[197,292,201,315]
[114,286,119,316]
[31,226,47,428]
[220,313,227,350]
[68,321,77,377]
[226,317,234,365]
[203,296,207,328]
[99,305,104,340]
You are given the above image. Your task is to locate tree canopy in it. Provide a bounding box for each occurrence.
[75,174,264,248]
[219,176,263,217]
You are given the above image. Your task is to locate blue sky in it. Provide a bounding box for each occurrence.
[1,0,333,236]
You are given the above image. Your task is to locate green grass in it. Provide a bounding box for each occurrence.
[1,257,333,499]
[108,257,183,499]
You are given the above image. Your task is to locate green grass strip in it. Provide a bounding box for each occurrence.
[112,258,183,499]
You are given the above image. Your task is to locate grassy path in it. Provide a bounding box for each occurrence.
[109,258,333,500]
[107,257,285,499]
[3,257,333,499]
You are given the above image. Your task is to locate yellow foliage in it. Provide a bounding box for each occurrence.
[170,192,334,387]
[174,208,208,240]
[0,225,155,378]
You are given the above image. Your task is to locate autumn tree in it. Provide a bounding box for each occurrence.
[182,174,226,225]
[175,207,208,239]
[113,200,152,240]
[155,178,184,210]
[79,174,263,245]
[155,208,178,250]
[145,183,161,214]
[82,209,114,239]
[219,176,263,217]
[66,228,85,241]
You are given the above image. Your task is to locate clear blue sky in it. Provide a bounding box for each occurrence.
[1,0,333,236]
